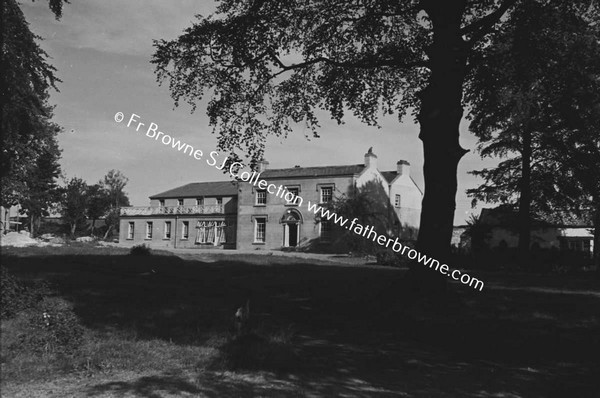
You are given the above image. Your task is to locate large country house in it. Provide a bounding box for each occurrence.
[119,149,422,251]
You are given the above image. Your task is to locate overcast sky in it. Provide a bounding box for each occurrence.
[22,0,498,225]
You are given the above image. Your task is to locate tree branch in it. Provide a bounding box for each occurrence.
[270,55,429,80]
[462,0,518,45]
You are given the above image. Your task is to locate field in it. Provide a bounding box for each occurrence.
[1,244,599,397]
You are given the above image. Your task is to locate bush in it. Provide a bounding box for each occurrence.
[130,244,151,256]
[376,249,400,266]
[375,240,416,267]
[1,267,50,319]
[19,297,84,355]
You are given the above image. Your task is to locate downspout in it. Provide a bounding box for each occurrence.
[174,215,178,248]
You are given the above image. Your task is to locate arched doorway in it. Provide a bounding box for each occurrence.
[281,209,302,247]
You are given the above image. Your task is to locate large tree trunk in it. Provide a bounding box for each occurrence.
[518,126,532,266]
[593,199,600,270]
[412,1,469,294]
[0,0,5,181]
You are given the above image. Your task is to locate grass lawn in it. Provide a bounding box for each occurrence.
[1,244,599,397]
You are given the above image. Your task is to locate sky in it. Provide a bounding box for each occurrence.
[21,0,498,225]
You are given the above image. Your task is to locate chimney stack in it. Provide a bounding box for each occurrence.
[397,160,410,177]
[364,147,378,169]
[257,159,269,173]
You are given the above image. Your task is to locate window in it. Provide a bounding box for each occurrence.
[196,221,212,244]
[127,222,134,239]
[216,197,223,206]
[216,221,226,244]
[256,190,267,205]
[394,194,401,208]
[196,197,204,206]
[254,217,266,243]
[196,221,214,244]
[164,221,171,239]
[561,238,592,252]
[195,221,225,245]
[285,187,300,205]
[177,199,184,206]
[182,221,189,239]
[145,222,153,239]
[320,187,333,203]
[320,220,332,241]
[159,200,165,207]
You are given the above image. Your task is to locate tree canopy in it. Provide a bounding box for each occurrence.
[0,0,69,207]
[152,0,527,166]
[466,1,600,261]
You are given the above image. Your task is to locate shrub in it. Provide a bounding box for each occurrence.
[130,244,151,256]
[375,249,400,266]
[375,240,416,267]
[19,297,84,355]
[1,267,50,319]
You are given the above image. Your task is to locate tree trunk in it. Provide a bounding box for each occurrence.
[412,1,469,294]
[0,0,6,180]
[103,224,113,240]
[91,218,96,236]
[518,126,532,266]
[594,200,600,270]
[70,222,76,238]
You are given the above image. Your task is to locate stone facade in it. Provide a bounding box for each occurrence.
[236,170,357,251]
[118,182,238,249]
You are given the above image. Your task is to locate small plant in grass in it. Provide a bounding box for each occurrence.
[210,325,299,372]
[130,244,152,256]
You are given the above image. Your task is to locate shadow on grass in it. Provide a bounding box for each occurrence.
[2,247,600,397]
[86,373,201,398]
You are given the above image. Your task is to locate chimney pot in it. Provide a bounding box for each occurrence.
[397,160,410,176]
[364,147,378,169]
[257,159,269,172]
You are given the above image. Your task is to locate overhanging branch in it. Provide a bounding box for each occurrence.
[462,0,518,46]
[269,54,429,79]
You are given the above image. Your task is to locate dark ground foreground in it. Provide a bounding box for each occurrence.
[1,245,599,397]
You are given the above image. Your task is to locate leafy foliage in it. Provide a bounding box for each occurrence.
[466,1,600,262]
[1,267,51,319]
[463,214,492,254]
[100,170,130,239]
[0,0,68,206]
[327,180,396,256]
[101,169,130,209]
[59,177,89,237]
[129,244,152,256]
[466,1,600,215]
[19,138,62,236]
[152,1,463,166]
[86,184,111,236]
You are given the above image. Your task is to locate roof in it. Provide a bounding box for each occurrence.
[149,181,238,199]
[380,170,423,194]
[261,164,365,179]
[380,171,397,184]
[479,206,592,228]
